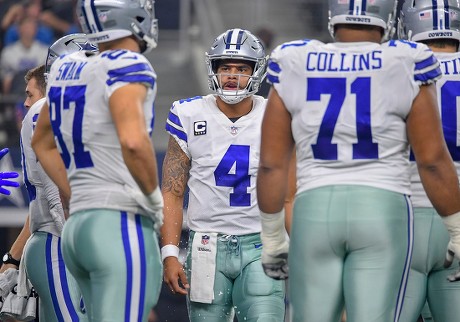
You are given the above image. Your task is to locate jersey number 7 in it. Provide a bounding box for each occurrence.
[308,77,378,160]
[49,85,94,169]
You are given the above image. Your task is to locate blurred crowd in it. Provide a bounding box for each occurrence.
[0,0,80,149]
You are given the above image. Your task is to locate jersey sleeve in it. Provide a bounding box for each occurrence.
[267,39,310,84]
[410,41,442,85]
[266,39,315,107]
[165,100,190,158]
[104,51,157,97]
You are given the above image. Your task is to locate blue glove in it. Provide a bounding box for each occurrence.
[0,148,10,160]
[0,148,20,195]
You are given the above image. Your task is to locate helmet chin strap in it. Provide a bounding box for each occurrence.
[131,23,157,53]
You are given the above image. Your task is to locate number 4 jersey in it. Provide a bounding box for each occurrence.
[165,94,266,235]
[46,49,157,215]
[268,39,441,196]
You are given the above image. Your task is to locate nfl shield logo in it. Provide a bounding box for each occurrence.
[201,235,210,245]
[230,126,238,135]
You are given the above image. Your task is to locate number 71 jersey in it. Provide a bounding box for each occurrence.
[165,94,266,235]
[268,39,441,195]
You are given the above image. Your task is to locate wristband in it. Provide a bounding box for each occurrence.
[260,209,285,236]
[147,186,163,206]
[2,252,20,266]
[161,245,179,262]
[260,209,287,253]
[442,211,460,238]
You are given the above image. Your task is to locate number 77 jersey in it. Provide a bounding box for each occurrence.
[267,39,441,196]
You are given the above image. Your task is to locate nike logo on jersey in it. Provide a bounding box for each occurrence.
[254,243,262,249]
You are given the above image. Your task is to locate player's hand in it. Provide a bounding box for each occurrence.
[0,172,19,196]
[444,242,460,268]
[446,264,460,282]
[261,242,289,280]
[142,189,164,235]
[163,257,189,295]
[0,148,20,196]
[125,185,164,234]
[442,212,460,275]
[444,239,460,282]
[0,268,18,298]
[260,210,289,280]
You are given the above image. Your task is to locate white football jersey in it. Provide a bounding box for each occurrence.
[21,97,63,235]
[410,51,460,207]
[46,49,157,215]
[268,39,441,195]
[165,94,266,235]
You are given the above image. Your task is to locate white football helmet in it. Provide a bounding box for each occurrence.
[398,0,460,42]
[328,0,398,42]
[45,33,98,80]
[205,28,268,104]
[77,0,159,53]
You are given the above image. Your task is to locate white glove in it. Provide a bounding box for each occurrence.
[260,210,289,280]
[127,186,164,235]
[443,211,460,281]
[49,203,65,233]
[0,269,18,298]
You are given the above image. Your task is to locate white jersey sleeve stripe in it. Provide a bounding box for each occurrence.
[165,111,187,142]
[107,62,155,87]
[20,137,36,202]
[267,60,281,84]
[414,55,441,83]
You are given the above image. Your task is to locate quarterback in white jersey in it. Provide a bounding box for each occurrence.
[257,1,460,322]
[32,0,164,320]
[167,94,265,235]
[161,29,285,322]
[398,1,460,322]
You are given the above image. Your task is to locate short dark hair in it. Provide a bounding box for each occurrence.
[420,38,459,51]
[24,64,46,95]
[334,24,383,36]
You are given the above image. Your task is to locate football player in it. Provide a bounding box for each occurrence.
[398,1,460,321]
[161,28,286,321]
[257,0,460,322]
[31,0,163,320]
[1,34,97,322]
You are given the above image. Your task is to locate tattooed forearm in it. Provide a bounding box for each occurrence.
[162,136,190,197]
